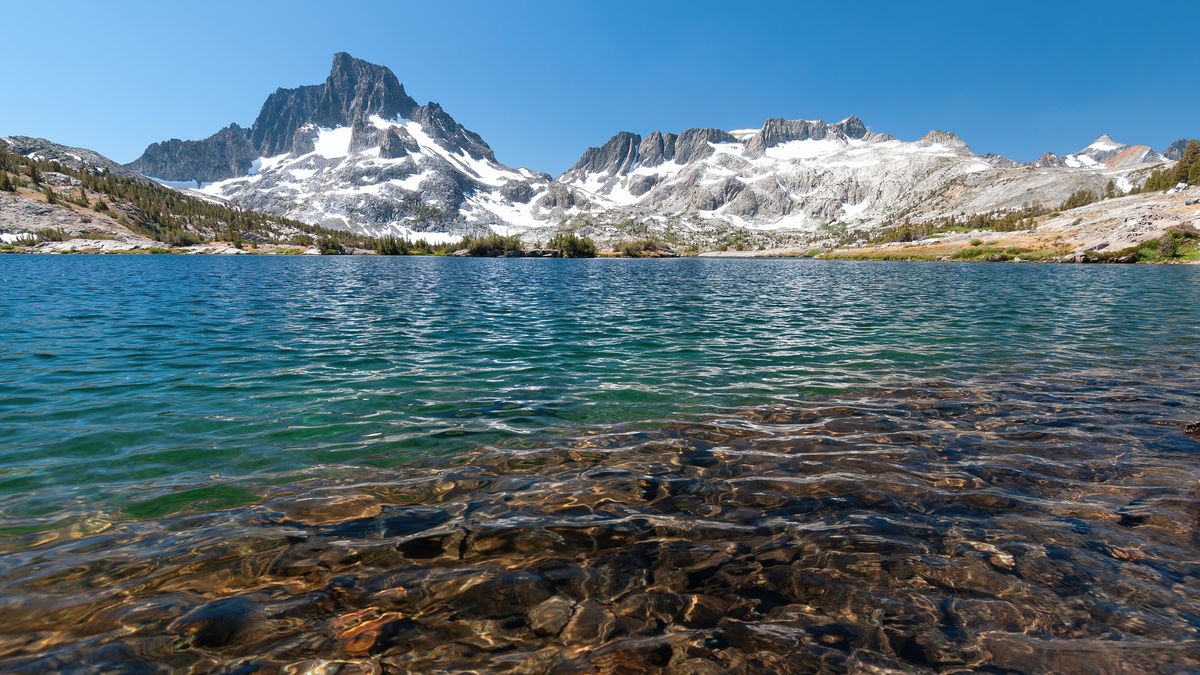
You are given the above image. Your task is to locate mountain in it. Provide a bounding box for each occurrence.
[124,53,1181,246]
[128,53,552,240]
[553,126,1168,238]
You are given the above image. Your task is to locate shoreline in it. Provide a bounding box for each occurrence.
[3,246,1198,264]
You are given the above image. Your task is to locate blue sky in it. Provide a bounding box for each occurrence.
[3,0,1196,174]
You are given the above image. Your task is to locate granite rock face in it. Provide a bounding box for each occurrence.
[126,124,259,184]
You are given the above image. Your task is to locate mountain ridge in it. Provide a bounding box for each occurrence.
[48,52,1200,244]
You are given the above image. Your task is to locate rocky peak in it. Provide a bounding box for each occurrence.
[917,130,971,154]
[1035,151,1066,168]
[569,131,641,176]
[311,52,418,130]
[637,128,737,168]
[1087,133,1121,149]
[248,85,323,157]
[745,116,869,155]
[410,102,495,161]
[839,115,868,139]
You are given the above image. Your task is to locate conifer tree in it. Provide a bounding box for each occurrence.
[0,172,13,192]
[44,186,57,204]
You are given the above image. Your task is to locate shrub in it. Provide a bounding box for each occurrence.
[160,228,204,247]
[36,227,67,242]
[969,238,983,246]
[547,231,597,258]
[617,239,673,257]
[289,234,314,247]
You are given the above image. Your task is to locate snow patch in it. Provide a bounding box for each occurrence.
[313,126,353,159]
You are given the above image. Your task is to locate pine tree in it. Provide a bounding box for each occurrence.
[77,186,89,207]
[28,163,40,185]
[0,172,13,192]
[1184,140,1200,186]
[1105,179,1116,199]
[1174,140,1200,186]
[44,186,57,204]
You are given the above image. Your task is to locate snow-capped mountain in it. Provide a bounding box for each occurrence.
[553,125,1172,235]
[126,53,1183,243]
[1034,134,1165,170]
[128,53,553,239]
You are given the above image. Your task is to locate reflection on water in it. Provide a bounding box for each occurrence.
[1,370,1197,672]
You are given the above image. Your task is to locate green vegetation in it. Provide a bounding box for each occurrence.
[463,233,522,257]
[1060,190,1097,211]
[36,228,67,242]
[318,236,347,255]
[0,171,14,192]
[1115,224,1200,262]
[547,231,597,258]
[43,186,58,205]
[951,245,1026,261]
[615,239,675,257]
[159,228,204,247]
[374,236,459,256]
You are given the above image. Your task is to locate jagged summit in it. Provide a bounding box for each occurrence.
[127,53,480,183]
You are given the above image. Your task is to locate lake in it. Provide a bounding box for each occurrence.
[1,255,1198,671]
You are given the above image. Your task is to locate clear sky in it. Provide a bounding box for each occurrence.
[3,0,1196,174]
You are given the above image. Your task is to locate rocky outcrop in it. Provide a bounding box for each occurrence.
[569,132,641,176]
[1035,151,1067,168]
[637,128,738,167]
[745,115,868,155]
[917,130,971,154]
[410,103,494,161]
[126,124,259,183]
[248,85,324,157]
[1163,139,1195,161]
[1,136,134,175]
[379,126,419,158]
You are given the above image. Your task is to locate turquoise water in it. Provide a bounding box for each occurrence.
[2,256,1199,671]
[1,255,1197,530]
